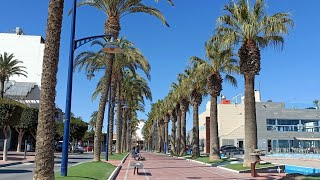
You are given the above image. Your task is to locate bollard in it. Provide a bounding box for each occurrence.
[24,140,27,159]
[3,139,8,161]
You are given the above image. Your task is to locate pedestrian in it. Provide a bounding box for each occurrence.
[131,147,138,160]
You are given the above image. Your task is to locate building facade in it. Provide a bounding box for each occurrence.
[0,27,44,86]
[199,91,320,154]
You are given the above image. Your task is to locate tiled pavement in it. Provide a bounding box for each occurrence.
[116,152,285,180]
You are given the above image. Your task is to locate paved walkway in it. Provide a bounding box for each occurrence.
[261,156,320,169]
[116,152,285,180]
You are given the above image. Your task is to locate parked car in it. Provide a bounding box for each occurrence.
[55,141,71,152]
[74,145,84,154]
[220,145,244,155]
[83,146,93,152]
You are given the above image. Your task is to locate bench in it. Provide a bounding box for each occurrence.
[129,162,144,175]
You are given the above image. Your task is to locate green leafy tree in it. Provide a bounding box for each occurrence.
[0,52,27,98]
[57,116,88,147]
[216,0,293,166]
[191,38,238,161]
[0,98,25,161]
[14,107,38,152]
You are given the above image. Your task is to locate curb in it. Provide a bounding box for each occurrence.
[217,166,240,173]
[107,153,130,180]
[185,158,212,166]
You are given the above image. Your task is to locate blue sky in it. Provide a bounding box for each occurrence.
[1,0,320,132]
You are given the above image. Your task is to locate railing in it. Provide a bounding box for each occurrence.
[272,148,320,154]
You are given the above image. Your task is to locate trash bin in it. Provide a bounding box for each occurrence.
[27,144,32,151]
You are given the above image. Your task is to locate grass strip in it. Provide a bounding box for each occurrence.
[223,163,275,171]
[55,161,115,180]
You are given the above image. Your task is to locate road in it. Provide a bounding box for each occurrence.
[0,153,93,180]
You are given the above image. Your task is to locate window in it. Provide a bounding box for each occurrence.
[266,119,320,132]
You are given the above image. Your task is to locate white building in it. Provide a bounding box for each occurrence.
[135,120,145,141]
[0,27,44,86]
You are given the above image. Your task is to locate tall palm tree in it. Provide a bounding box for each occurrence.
[0,52,27,98]
[216,0,293,166]
[191,38,238,161]
[79,0,169,161]
[75,38,150,156]
[186,64,207,158]
[176,72,190,156]
[33,0,64,179]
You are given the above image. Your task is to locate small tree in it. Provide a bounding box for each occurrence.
[0,98,24,161]
[14,107,38,152]
[57,116,88,150]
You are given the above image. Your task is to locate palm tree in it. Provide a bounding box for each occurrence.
[175,72,190,156]
[79,0,170,161]
[89,111,98,131]
[313,100,319,109]
[216,0,293,166]
[186,64,207,158]
[0,52,27,98]
[33,0,64,179]
[75,38,150,156]
[191,38,238,161]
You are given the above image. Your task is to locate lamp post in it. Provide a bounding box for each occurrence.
[61,0,121,176]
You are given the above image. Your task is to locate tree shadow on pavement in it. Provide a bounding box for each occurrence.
[137,172,152,176]
[0,169,32,174]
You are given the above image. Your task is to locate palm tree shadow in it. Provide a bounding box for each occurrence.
[0,169,32,174]
[66,176,97,180]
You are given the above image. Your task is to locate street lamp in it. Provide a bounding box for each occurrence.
[61,0,122,177]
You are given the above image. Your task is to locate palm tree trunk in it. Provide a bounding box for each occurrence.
[121,110,127,153]
[164,118,169,154]
[171,117,176,155]
[94,65,113,161]
[209,96,220,161]
[192,103,200,158]
[180,108,187,156]
[115,81,122,154]
[243,73,258,167]
[157,121,161,152]
[176,108,181,156]
[108,76,117,155]
[33,1,64,179]
[0,80,5,98]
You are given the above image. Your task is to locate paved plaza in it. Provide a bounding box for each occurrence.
[117,152,285,180]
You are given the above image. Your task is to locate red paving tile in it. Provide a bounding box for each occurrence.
[116,152,285,180]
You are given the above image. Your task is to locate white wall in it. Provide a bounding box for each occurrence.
[0,33,44,86]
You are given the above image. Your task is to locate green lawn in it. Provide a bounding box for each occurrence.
[223,163,275,171]
[101,153,127,161]
[55,161,115,180]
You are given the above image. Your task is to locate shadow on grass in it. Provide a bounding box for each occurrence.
[63,176,98,180]
[54,161,78,164]
[0,169,32,174]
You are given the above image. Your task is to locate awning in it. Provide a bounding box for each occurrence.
[294,137,320,141]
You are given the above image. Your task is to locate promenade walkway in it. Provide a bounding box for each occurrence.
[116,152,284,180]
